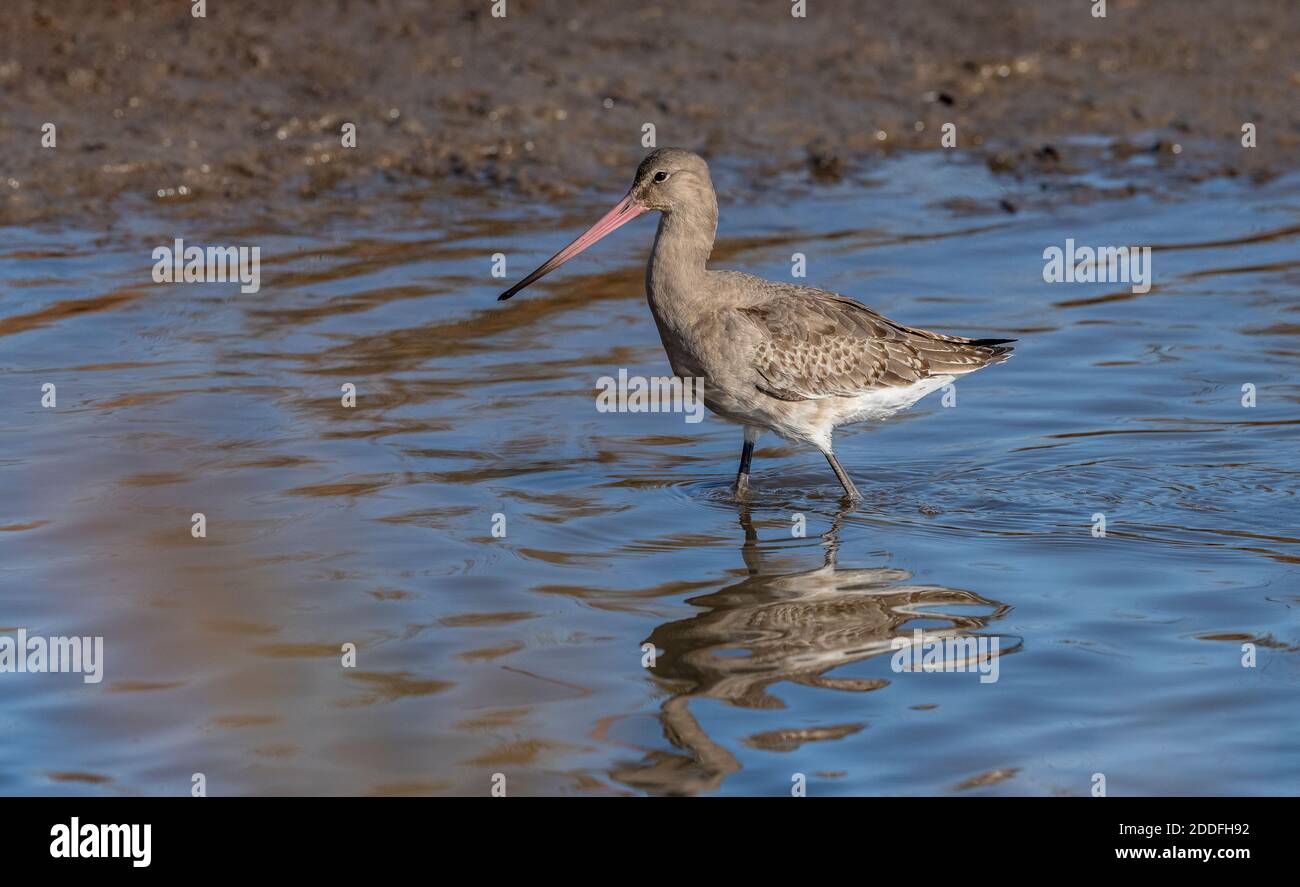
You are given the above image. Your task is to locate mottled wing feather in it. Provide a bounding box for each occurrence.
[739,288,1012,402]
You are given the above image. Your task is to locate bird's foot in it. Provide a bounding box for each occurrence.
[733,473,750,499]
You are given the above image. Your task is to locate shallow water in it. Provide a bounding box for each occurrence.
[2,153,1298,796]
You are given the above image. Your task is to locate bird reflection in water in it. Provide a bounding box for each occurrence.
[610,506,1014,795]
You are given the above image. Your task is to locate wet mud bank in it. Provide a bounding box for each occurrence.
[1,0,1297,227]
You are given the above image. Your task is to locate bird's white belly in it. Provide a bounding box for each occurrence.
[708,375,955,451]
[830,375,955,425]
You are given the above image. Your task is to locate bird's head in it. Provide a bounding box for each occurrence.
[497,147,714,301]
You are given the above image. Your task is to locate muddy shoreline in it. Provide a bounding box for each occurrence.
[2,0,1297,227]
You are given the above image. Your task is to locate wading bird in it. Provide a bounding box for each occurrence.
[499,148,1013,500]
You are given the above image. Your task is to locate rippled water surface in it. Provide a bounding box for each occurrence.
[3,154,1298,795]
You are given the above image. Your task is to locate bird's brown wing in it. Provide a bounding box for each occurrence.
[738,290,1013,402]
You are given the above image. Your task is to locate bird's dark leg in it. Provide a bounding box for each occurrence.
[734,440,754,496]
[733,428,758,497]
[824,451,861,501]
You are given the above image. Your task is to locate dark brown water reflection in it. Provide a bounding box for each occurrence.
[616,508,1018,795]
[2,153,1298,795]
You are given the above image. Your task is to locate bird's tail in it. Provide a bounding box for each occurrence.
[908,333,1016,376]
[969,337,1016,364]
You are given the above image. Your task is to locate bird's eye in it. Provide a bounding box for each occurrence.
[653,171,670,183]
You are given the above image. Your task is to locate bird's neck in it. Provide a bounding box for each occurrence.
[647,202,717,308]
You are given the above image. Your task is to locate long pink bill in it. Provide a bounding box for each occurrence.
[498,192,647,301]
